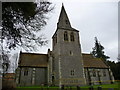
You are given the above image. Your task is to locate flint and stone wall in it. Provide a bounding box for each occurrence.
[16,67,47,86]
[84,68,114,85]
[52,28,86,86]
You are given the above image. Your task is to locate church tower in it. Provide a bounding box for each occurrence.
[52,4,86,86]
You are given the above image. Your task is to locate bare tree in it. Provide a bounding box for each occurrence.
[2,2,54,51]
[1,1,54,74]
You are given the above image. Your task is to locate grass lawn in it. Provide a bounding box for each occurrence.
[80,82,120,90]
[16,81,120,90]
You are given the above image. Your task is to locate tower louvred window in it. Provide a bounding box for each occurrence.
[64,31,68,41]
[70,32,74,41]
[66,20,68,24]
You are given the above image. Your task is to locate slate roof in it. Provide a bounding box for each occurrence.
[82,53,109,68]
[18,52,108,68]
[18,52,48,67]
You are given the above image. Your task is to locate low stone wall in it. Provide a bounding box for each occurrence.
[2,73,16,89]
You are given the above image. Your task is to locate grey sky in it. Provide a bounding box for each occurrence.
[1,0,117,73]
[36,0,118,62]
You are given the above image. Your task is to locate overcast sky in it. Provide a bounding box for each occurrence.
[34,0,118,62]
[2,0,118,73]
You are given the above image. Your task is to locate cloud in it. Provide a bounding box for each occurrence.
[17,1,117,62]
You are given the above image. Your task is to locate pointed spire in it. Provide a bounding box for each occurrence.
[62,3,64,6]
[57,3,71,29]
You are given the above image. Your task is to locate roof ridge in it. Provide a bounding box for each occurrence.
[20,52,47,55]
[82,53,91,55]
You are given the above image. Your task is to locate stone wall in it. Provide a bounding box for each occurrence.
[16,67,47,87]
[84,68,113,85]
[52,28,86,86]
[2,73,16,89]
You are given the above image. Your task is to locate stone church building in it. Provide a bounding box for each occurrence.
[15,5,114,87]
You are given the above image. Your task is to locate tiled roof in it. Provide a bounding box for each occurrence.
[82,53,109,68]
[18,52,108,68]
[18,52,48,67]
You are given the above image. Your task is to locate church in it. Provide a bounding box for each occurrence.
[15,5,114,87]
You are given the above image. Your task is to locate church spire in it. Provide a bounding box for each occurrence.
[57,4,71,29]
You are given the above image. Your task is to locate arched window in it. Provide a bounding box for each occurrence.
[64,31,68,41]
[103,69,106,76]
[52,75,55,83]
[93,69,96,77]
[70,50,73,56]
[71,70,75,76]
[24,68,28,76]
[70,32,74,41]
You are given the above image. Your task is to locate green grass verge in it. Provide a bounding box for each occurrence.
[16,82,120,90]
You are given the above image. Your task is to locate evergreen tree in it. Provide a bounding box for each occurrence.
[91,37,109,61]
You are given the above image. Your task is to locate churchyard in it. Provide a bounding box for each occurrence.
[16,81,120,90]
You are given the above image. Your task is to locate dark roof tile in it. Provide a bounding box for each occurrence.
[19,52,48,67]
[18,52,108,68]
[82,53,109,68]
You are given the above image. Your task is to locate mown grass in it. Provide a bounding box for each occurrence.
[16,81,120,90]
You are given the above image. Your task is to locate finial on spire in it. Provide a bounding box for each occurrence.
[62,3,64,6]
